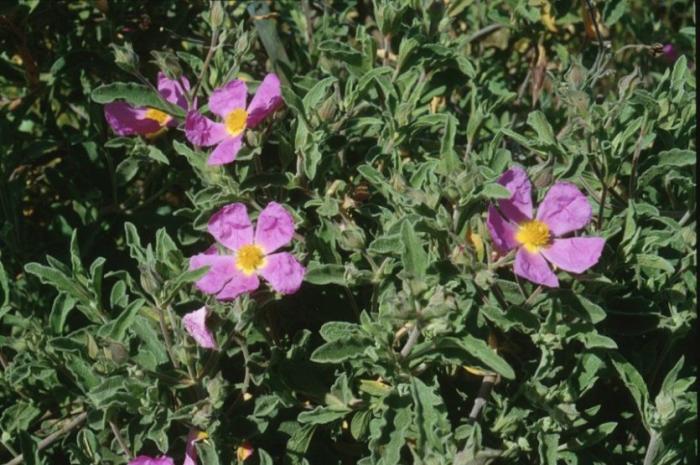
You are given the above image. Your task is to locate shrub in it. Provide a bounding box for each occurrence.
[0,1,696,464]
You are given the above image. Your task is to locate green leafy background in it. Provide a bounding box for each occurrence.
[0,1,695,464]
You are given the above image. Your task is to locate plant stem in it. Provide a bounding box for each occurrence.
[190,27,220,102]
[157,304,180,369]
[109,420,132,459]
[468,374,497,420]
[399,324,420,358]
[643,430,660,465]
[1,412,88,465]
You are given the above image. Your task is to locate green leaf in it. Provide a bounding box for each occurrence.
[304,262,346,286]
[298,405,349,425]
[481,183,513,199]
[91,82,185,118]
[400,220,428,279]
[310,338,367,363]
[527,111,555,145]
[609,353,650,430]
[410,377,452,456]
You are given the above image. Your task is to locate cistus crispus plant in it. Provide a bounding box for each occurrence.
[0,1,695,465]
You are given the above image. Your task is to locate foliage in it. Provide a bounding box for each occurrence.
[0,1,696,464]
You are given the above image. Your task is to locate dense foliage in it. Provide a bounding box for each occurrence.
[0,1,696,464]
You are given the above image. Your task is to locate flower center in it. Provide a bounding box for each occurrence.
[224,108,248,136]
[144,108,172,127]
[235,244,265,275]
[515,220,551,253]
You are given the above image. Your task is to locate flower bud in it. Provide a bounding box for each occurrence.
[209,1,225,29]
[317,95,337,122]
[138,263,163,298]
[111,43,139,74]
[150,50,182,80]
[338,225,366,251]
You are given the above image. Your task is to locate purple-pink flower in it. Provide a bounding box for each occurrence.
[182,307,217,349]
[104,72,190,137]
[190,202,305,300]
[661,43,679,64]
[486,166,605,287]
[129,430,205,465]
[129,457,174,465]
[184,73,282,166]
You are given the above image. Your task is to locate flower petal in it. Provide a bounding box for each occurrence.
[104,102,161,136]
[208,203,254,251]
[514,248,558,287]
[182,307,217,349]
[183,430,200,465]
[216,267,260,300]
[487,206,518,254]
[185,111,228,147]
[254,202,295,253]
[157,72,190,110]
[259,252,305,294]
[541,237,605,273]
[209,79,248,118]
[189,252,237,295]
[207,136,242,166]
[497,166,533,223]
[128,456,175,465]
[246,73,283,128]
[536,182,592,236]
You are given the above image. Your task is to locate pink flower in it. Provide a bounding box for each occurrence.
[661,43,679,64]
[182,307,217,349]
[184,74,282,166]
[129,429,206,465]
[486,166,605,287]
[129,456,175,465]
[104,72,191,137]
[190,202,305,300]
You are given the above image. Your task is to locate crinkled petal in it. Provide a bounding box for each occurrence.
[216,267,260,300]
[246,73,283,128]
[497,166,533,223]
[189,252,237,295]
[157,72,191,110]
[536,182,592,236]
[259,252,305,294]
[208,203,254,251]
[182,307,217,349]
[184,430,203,465]
[185,111,228,146]
[104,102,161,136]
[541,237,605,274]
[129,456,175,465]
[514,248,558,287]
[207,136,242,166]
[209,79,247,118]
[487,206,518,254]
[254,202,295,253]
[183,431,209,465]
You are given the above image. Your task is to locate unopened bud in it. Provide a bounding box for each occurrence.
[317,96,337,122]
[150,50,182,80]
[111,43,139,74]
[138,263,163,298]
[209,1,225,29]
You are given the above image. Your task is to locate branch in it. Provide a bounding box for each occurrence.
[468,374,497,421]
[109,420,132,459]
[2,412,88,465]
[643,430,660,465]
[399,324,420,359]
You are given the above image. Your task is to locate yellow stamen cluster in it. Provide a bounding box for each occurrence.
[515,220,551,253]
[224,108,248,136]
[144,108,171,127]
[235,244,265,275]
